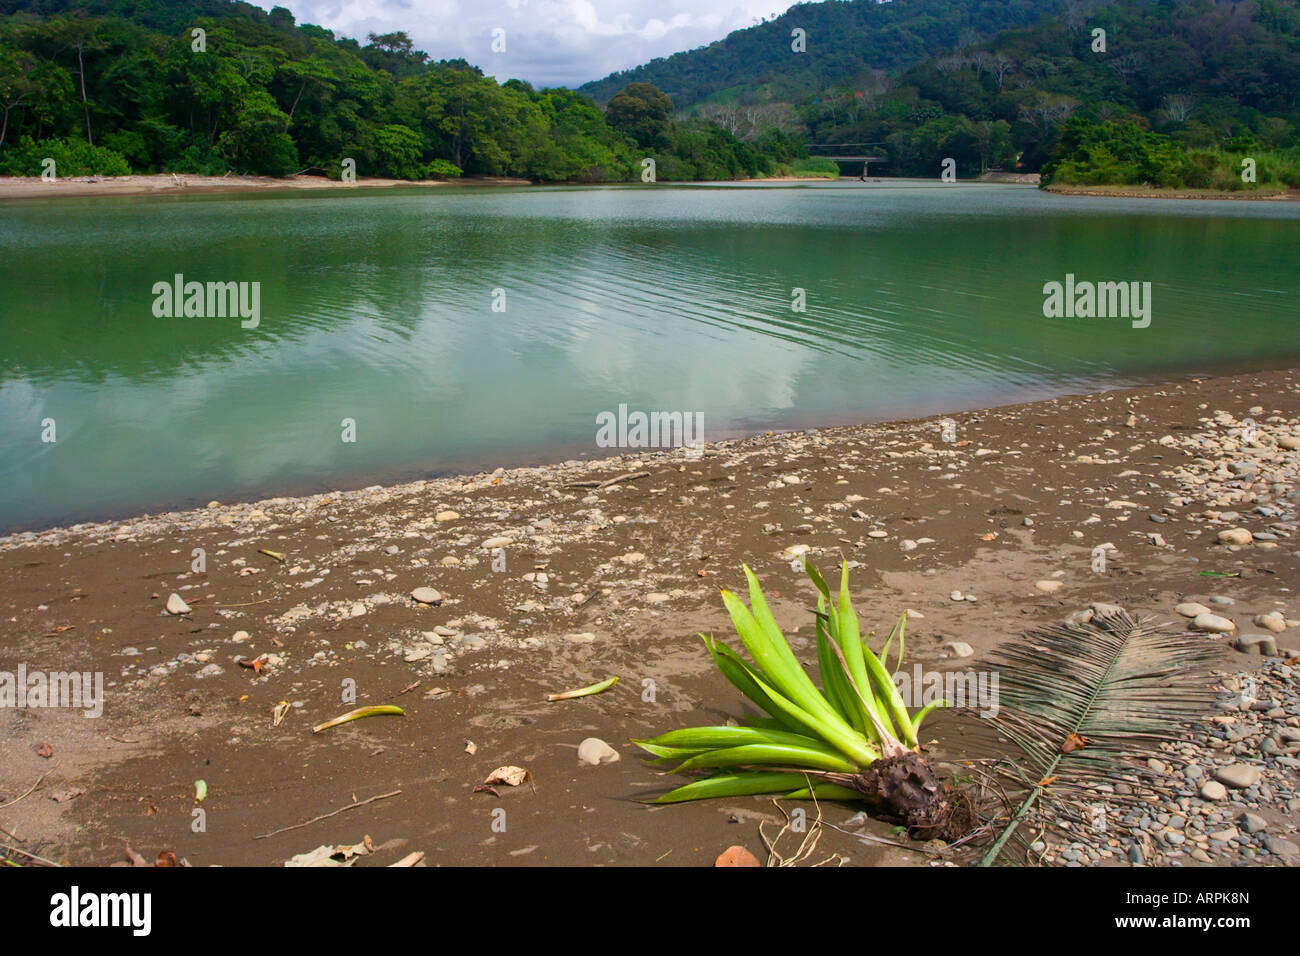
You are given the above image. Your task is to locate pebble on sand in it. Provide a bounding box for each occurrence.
[577,737,619,766]
[1192,612,1235,633]
[1199,780,1228,801]
[165,593,191,615]
[411,587,443,605]
[1254,611,1287,633]
[1217,528,1253,547]
[1214,764,1262,789]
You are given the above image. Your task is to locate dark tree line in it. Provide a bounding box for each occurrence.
[0,0,794,181]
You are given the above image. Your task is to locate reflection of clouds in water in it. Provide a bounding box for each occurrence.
[0,380,54,477]
[559,304,809,429]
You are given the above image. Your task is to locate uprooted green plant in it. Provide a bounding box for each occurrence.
[635,561,974,841]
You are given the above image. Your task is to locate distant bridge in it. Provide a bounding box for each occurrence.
[807,143,888,176]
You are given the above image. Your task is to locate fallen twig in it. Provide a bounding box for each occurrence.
[0,843,60,866]
[0,770,53,811]
[254,789,402,840]
[566,470,650,489]
[215,597,274,608]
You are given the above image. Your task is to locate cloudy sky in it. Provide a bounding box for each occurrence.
[251,0,804,88]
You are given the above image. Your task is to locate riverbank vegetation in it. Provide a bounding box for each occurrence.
[587,0,1300,191]
[3,0,1296,192]
[0,0,803,183]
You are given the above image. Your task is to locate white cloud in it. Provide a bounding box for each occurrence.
[255,0,802,88]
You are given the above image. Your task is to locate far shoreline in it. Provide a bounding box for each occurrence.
[8,171,1294,202]
[1043,182,1299,201]
[0,172,529,201]
[0,171,839,201]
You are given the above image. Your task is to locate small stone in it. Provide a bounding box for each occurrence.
[410,587,443,605]
[577,737,619,766]
[1217,528,1253,546]
[1035,580,1062,593]
[231,630,250,643]
[944,641,974,658]
[1254,611,1286,633]
[350,602,366,617]
[1264,836,1299,857]
[1238,812,1267,834]
[1192,613,1235,633]
[950,590,963,601]
[435,511,460,522]
[1176,602,1210,618]
[165,593,191,615]
[384,545,400,555]
[1214,764,1262,789]
[1235,634,1278,656]
[1199,780,1227,801]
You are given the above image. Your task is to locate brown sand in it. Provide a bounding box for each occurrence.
[0,173,530,201]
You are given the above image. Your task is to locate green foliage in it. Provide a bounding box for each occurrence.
[637,562,944,805]
[423,157,461,179]
[366,122,423,179]
[0,134,129,175]
[1043,116,1300,190]
[579,0,1058,109]
[0,1,787,183]
[604,81,672,150]
[790,156,839,178]
[586,0,1299,188]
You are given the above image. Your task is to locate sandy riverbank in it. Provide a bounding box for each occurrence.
[0,172,845,200]
[0,172,532,201]
[2,369,1299,867]
[1043,183,1299,201]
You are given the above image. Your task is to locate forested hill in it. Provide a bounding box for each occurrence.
[800,0,1300,184]
[0,0,808,182]
[577,0,1059,108]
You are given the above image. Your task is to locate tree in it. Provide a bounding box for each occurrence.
[46,15,101,146]
[0,44,38,149]
[604,82,673,150]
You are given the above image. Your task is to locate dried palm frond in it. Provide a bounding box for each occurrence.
[978,608,1220,866]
